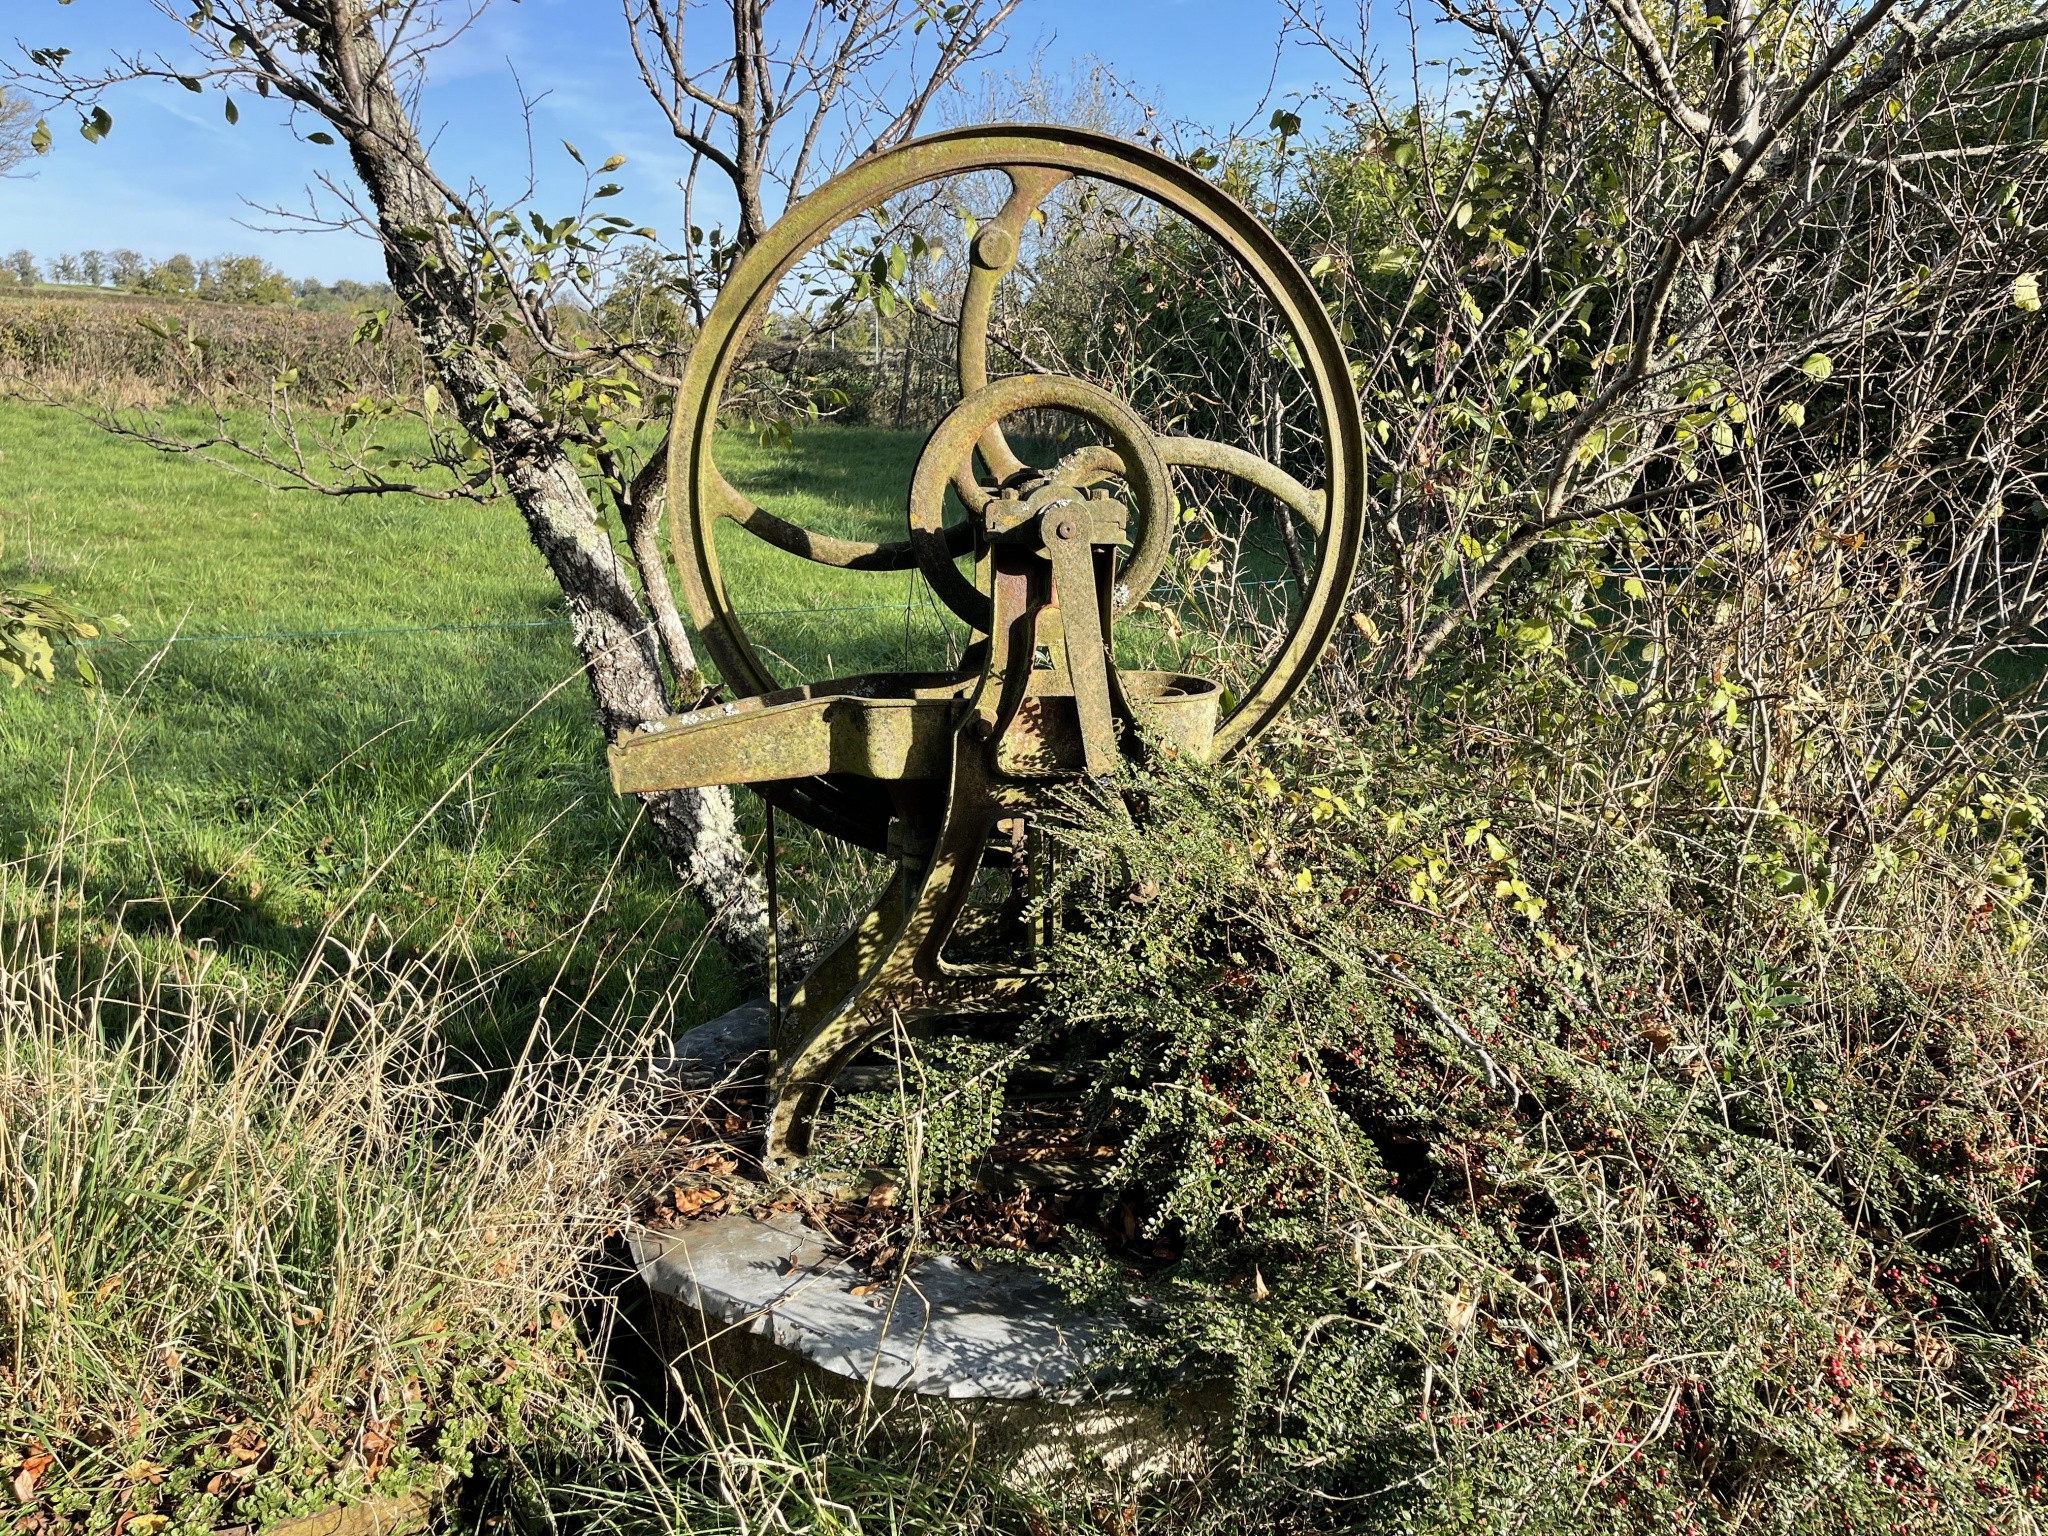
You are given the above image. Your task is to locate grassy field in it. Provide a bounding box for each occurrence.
[0,397,1107,1533]
[0,399,976,1052]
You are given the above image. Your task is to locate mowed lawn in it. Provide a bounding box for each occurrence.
[0,399,949,1045]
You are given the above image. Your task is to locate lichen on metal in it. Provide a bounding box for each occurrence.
[607,123,1366,1169]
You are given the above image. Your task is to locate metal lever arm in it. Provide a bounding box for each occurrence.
[1042,511,1120,778]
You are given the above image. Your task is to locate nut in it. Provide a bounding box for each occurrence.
[971,225,1018,271]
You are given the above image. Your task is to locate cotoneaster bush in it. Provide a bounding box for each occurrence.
[1036,710,2048,1534]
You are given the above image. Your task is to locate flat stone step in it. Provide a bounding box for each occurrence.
[632,1207,1102,1401]
[638,1000,1219,1486]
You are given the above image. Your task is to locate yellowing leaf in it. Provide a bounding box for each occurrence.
[1441,1285,1479,1330]
[1799,352,1834,382]
[1294,869,1314,892]
[2015,272,2042,313]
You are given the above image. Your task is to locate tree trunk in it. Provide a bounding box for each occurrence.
[321,0,768,960]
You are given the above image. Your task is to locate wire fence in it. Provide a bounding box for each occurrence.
[75,602,939,649]
[74,577,1302,650]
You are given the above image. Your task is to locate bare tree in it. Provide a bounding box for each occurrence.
[9,0,1024,965]
[1161,0,2048,934]
[625,0,1021,274]
[0,85,40,176]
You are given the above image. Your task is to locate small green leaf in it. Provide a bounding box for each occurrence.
[1778,400,1806,427]
[599,154,627,172]
[2014,272,2041,313]
[1799,352,1833,381]
[307,130,335,145]
[30,119,51,155]
[224,96,239,125]
[563,140,584,165]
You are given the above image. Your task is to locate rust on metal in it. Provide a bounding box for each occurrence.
[610,123,1367,1169]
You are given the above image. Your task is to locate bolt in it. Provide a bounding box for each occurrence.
[968,717,995,741]
[1054,516,1082,541]
[972,226,1018,271]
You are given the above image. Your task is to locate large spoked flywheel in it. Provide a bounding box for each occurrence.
[663,124,1365,851]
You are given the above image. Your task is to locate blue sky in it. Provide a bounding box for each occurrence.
[1,0,1415,283]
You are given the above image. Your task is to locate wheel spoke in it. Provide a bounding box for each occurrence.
[953,165,1070,506]
[1155,437,1326,538]
[709,469,971,571]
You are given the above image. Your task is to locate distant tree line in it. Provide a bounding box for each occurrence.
[0,247,392,309]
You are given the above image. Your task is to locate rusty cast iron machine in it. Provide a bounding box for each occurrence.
[609,126,1365,1169]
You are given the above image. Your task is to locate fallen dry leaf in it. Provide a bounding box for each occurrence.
[13,1448,54,1505]
[671,1186,728,1219]
[222,1424,266,1463]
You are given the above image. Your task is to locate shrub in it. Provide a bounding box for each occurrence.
[1035,714,2048,1532]
[0,291,420,406]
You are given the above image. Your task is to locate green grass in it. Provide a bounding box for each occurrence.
[0,394,1293,1060]
[0,401,967,1047]
[0,398,1113,1534]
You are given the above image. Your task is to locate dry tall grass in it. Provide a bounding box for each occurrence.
[0,737,669,1531]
